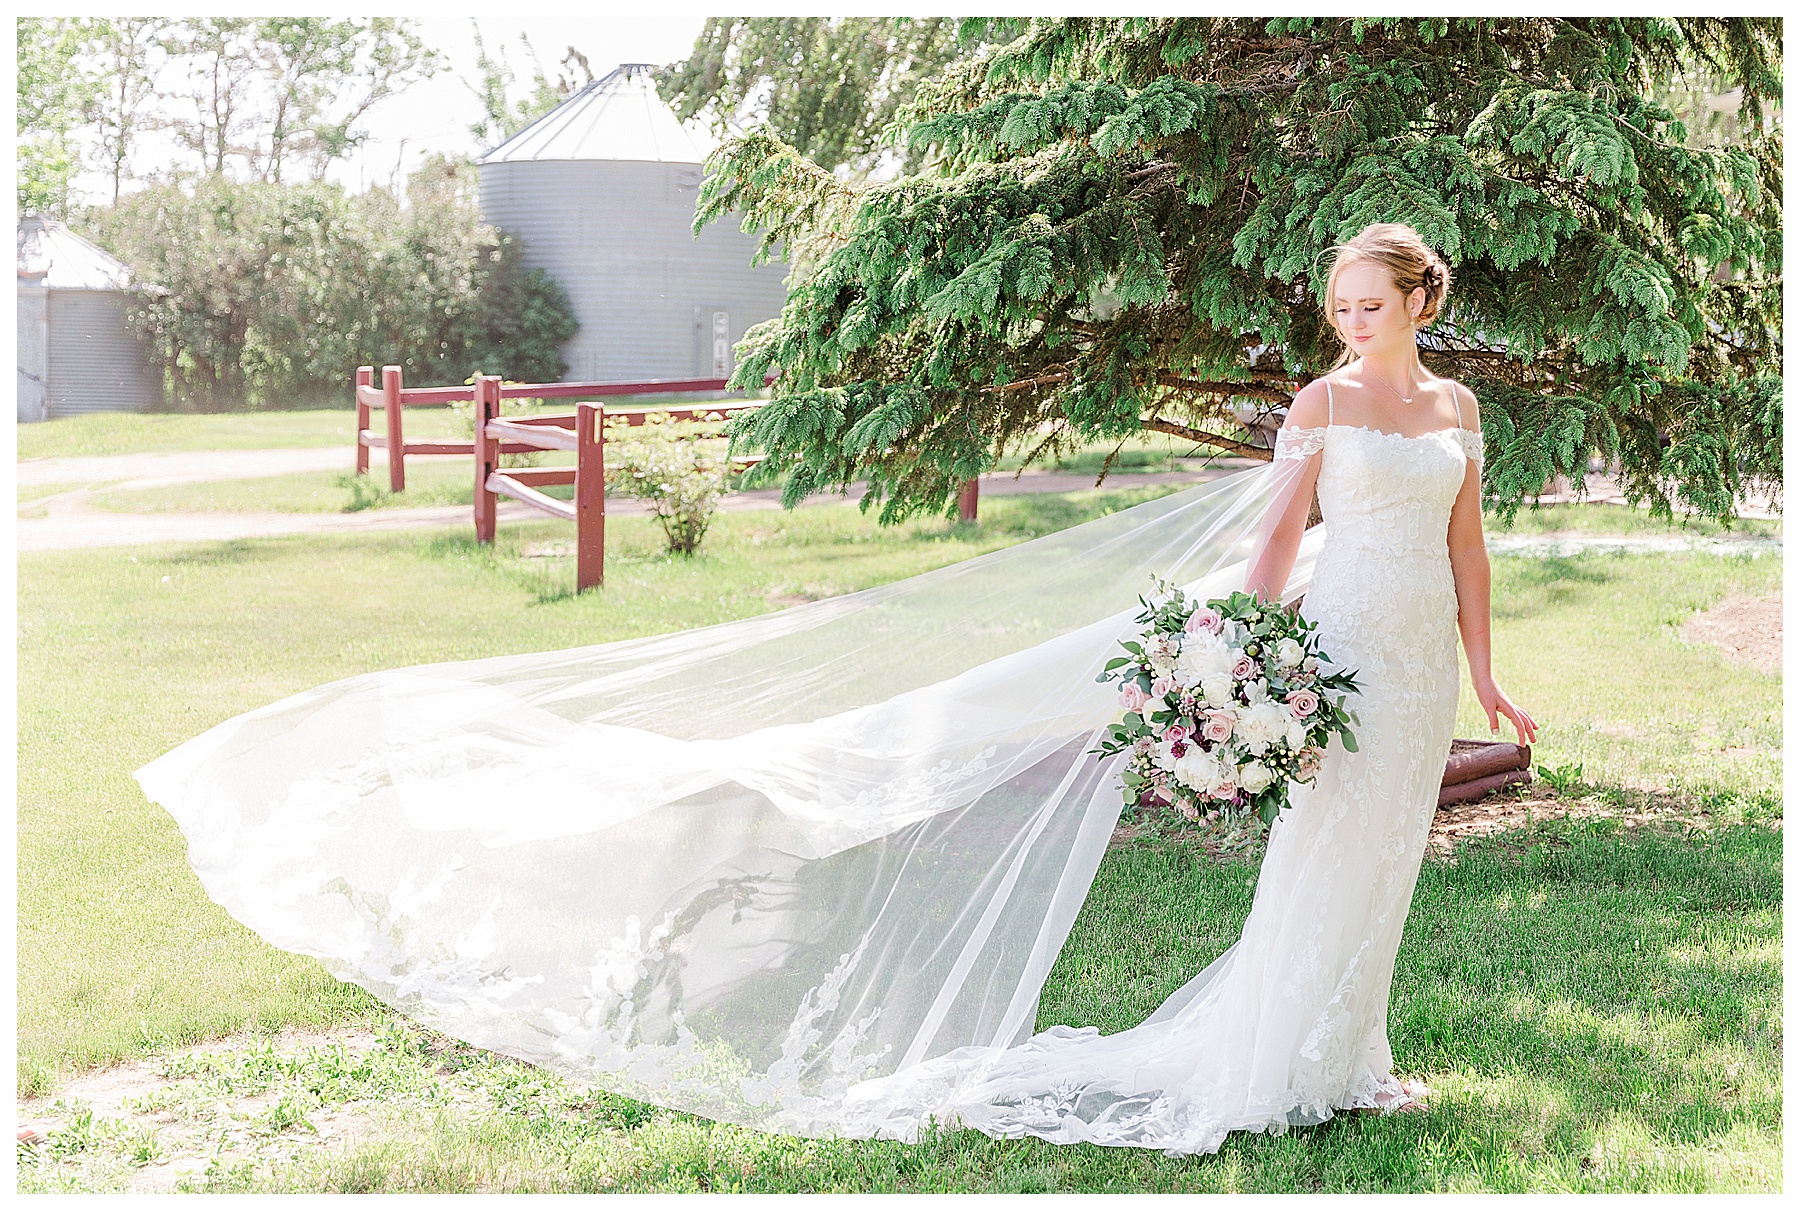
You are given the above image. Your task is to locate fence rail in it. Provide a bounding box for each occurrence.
[353,363,980,593]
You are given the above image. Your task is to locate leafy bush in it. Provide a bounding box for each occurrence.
[604,413,740,555]
[83,157,577,410]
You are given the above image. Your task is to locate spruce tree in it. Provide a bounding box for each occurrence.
[697,17,1781,525]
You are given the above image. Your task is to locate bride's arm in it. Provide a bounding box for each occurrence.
[1446,386,1538,744]
[1243,380,1328,603]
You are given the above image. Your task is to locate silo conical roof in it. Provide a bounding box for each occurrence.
[17,215,139,290]
[479,63,715,166]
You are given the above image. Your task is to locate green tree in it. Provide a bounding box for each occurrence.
[465,22,592,146]
[699,18,1781,525]
[661,17,977,176]
[17,17,99,216]
[88,165,575,409]
[253,18,442,182]
[151,17,440,182]
[82,17,161,204]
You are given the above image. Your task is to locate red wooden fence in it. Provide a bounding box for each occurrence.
[353,364,980,593]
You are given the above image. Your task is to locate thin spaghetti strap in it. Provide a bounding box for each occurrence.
[1451,381,1464,429]
[1325,377,1334,426]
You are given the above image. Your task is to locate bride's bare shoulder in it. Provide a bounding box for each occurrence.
[1284,378,1333,430]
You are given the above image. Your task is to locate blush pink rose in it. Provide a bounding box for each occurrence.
[1285,688,1320,717]
[1231,655,1258,681]
[1201,711,1235,743]
[1152,677,1176,698]
[1214,779,1238,801]
[1185,606,1223,634]
[1165,724,1190,743]
[1119,684,1149,711]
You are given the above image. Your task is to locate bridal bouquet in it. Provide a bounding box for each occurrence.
[1090,577,1362,827]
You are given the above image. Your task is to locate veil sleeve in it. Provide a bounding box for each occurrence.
[1244,426,1327,603]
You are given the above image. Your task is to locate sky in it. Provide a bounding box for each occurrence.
[68,10,713,202]
[332,13,711,193]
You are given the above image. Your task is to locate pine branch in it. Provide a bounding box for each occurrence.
[1142,416,1270,460]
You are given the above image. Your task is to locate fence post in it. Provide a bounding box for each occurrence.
[382,365,405,493]
[354,366,373,475]
[473,375,498,544]
[957,476,980,522]
[576,402,605,592]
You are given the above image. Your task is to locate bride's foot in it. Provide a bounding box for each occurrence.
[1351,1079,1430,1116]
[1373,1079,1430,1114]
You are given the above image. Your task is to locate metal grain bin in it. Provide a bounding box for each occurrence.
[478,64,788,383]
[16,216,161,420]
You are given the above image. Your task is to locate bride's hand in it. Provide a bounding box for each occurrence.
[1473,676,1538,744]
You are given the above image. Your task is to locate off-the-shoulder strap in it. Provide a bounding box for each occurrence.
[1274,426,1327,461]
[1455,428,1484,465]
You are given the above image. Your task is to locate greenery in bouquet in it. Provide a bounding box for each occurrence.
[1091,577,1362,828]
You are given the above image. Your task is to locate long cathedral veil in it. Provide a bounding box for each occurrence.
[135,457,1322,1136]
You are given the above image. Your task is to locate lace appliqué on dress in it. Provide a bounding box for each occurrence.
[1454,428,1484,467]
[1273,426,1327,461]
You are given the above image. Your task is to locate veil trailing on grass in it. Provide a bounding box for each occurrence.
[135,458,1323,1137]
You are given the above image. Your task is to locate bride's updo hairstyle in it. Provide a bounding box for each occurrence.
[1321,222,1451,365]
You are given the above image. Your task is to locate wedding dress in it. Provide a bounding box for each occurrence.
[135,382,1480,1158]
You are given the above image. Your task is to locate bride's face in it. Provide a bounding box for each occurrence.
[1332,262,1423,359]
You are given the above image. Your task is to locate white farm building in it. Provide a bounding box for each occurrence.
[17,216,162,421]
[478,64,789,384]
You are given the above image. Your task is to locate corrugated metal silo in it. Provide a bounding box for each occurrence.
[478,64,789,383]
[16,216,162,420]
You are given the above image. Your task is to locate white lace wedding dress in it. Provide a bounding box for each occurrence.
[134,399,1481,1159]
[836,414,1483,1153]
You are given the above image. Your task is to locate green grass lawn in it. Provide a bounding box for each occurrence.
[15,400,765,461]
[15,489,1781,1192]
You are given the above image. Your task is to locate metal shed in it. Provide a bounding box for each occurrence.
[16,215,162,421]
[478,64,789,383]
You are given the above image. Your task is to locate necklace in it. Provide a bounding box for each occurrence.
[1363,361,1418,405]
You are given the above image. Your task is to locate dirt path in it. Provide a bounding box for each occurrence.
[16,465,1236,552]
[16,447,361,489]
[1679,593,1782,673]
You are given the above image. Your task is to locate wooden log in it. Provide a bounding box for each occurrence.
[1438,767,1533,807]
[499,467,577,487]
[400,441,477,456]
[958,477,980,522]
[486,418,578,453]
[576,402,604,592]
[354,366,372,476]
[486,472,576,522]
[382,365,404,493]
[473,376,499,544]
[1441,739,1532,788]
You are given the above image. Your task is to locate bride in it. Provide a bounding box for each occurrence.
[136,221,1536,1157]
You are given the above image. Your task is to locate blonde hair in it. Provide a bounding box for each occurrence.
[1321,223,1451,367]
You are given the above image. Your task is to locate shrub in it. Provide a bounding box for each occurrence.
[605,413,740,555]
[84,157,577,410]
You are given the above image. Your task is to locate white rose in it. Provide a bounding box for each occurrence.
[1236,701,1290,756]
[1239,760,1273,793]
[1284,716,1307,750]
[1200,674,1234,707]
[1275,638,1305,668]
[1172,748,1222,792]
